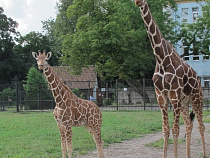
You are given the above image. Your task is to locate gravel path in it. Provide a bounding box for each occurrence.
[75,120,210,158]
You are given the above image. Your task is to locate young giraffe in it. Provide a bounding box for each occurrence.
[32,51,105,158]
[134,0,206,158]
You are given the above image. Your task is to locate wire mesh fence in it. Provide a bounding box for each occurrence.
[0,79,210,112]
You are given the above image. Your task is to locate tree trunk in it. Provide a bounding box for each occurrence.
[126,80,151,103]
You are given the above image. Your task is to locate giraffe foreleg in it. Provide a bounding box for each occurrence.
[157,92,169,158]
[161,106,170,158]
[171,101,181,158]
[57,124,67,158]
[65,125,73,158]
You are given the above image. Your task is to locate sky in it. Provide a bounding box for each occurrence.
[0,0,59,36]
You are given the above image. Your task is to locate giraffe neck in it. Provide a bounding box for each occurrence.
[140,2,169,62]
[43,65,76,106]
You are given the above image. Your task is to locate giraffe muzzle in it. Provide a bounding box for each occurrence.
[135,0,145,7]
[135,1,142,7]
[38,65,44,70]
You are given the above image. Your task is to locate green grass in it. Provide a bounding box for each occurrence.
[145,138,185,149]
[203,110,210,123]
[0,110,209,158]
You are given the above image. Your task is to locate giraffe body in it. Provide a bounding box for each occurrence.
[32,51,105,158]
[135,1,206,158]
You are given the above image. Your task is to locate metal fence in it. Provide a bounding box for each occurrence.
[1,79,210,112]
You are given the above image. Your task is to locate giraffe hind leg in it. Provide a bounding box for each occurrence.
[192,107,206,157]
[86,124,105,158]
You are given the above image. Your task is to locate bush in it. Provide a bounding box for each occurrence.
[0,87,16,106]
[103,98,112,106]
[71,88,85,99]
[24,67,52,109]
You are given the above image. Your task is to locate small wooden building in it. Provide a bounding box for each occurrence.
[52,66,102,105]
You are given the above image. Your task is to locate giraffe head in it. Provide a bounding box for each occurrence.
[135,0,146,7]
[32,50,52,70]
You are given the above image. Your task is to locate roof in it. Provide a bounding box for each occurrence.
[52,66,97,89]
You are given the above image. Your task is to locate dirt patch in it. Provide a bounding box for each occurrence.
[75,120,210,158]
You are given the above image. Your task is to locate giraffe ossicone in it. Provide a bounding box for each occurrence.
[135,0,206,158]
[32,51,105,158]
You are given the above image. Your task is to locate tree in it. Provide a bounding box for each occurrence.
[24,67,52,109]
[61,0,177,78]
[59,0,177,102]
[0,7,59,84]
[42,18,63,60]
[0,87,16,105]
[52,0,75,56]
[0,7,20,84]
[175,1,210,56]
[14,31,59,80]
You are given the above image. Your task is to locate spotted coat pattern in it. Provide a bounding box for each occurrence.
[135,1,206,158]
[32,51,105,158]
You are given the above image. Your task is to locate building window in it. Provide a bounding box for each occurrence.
[181,8,189,23]
[203,55,209,60]
[204,77,210,87]
[192,7,199,23]
[193,55,199,61]
[183,56,189,61]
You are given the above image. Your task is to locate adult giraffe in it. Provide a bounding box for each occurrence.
[134,0,206,158]
[32,51,105,158]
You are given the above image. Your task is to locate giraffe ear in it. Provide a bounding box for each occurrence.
[32,52,38,59]
[46,52,52,60]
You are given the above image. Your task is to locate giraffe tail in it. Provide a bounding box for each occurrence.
[190,111,195,122]
[184,111,195,138]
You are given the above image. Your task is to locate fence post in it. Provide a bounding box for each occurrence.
[116,79,118,110]
[143,78,146,110]
[88,81,90,101]
[16,81,19,112]
[40,84,42,111]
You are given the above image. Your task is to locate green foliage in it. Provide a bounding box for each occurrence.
[0,87,16,105]
[0,7,21,83]
[60,0,176,81]
[175,1,210,56]
[103,98,112,106]
[14,31,59,67]
[24,67,52,109]
[53,0,75,56]
[42,18,62,64]
[0,7,59,84]
[24,67,47,91]
[71,88,85,99]
[145,138,185,149]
